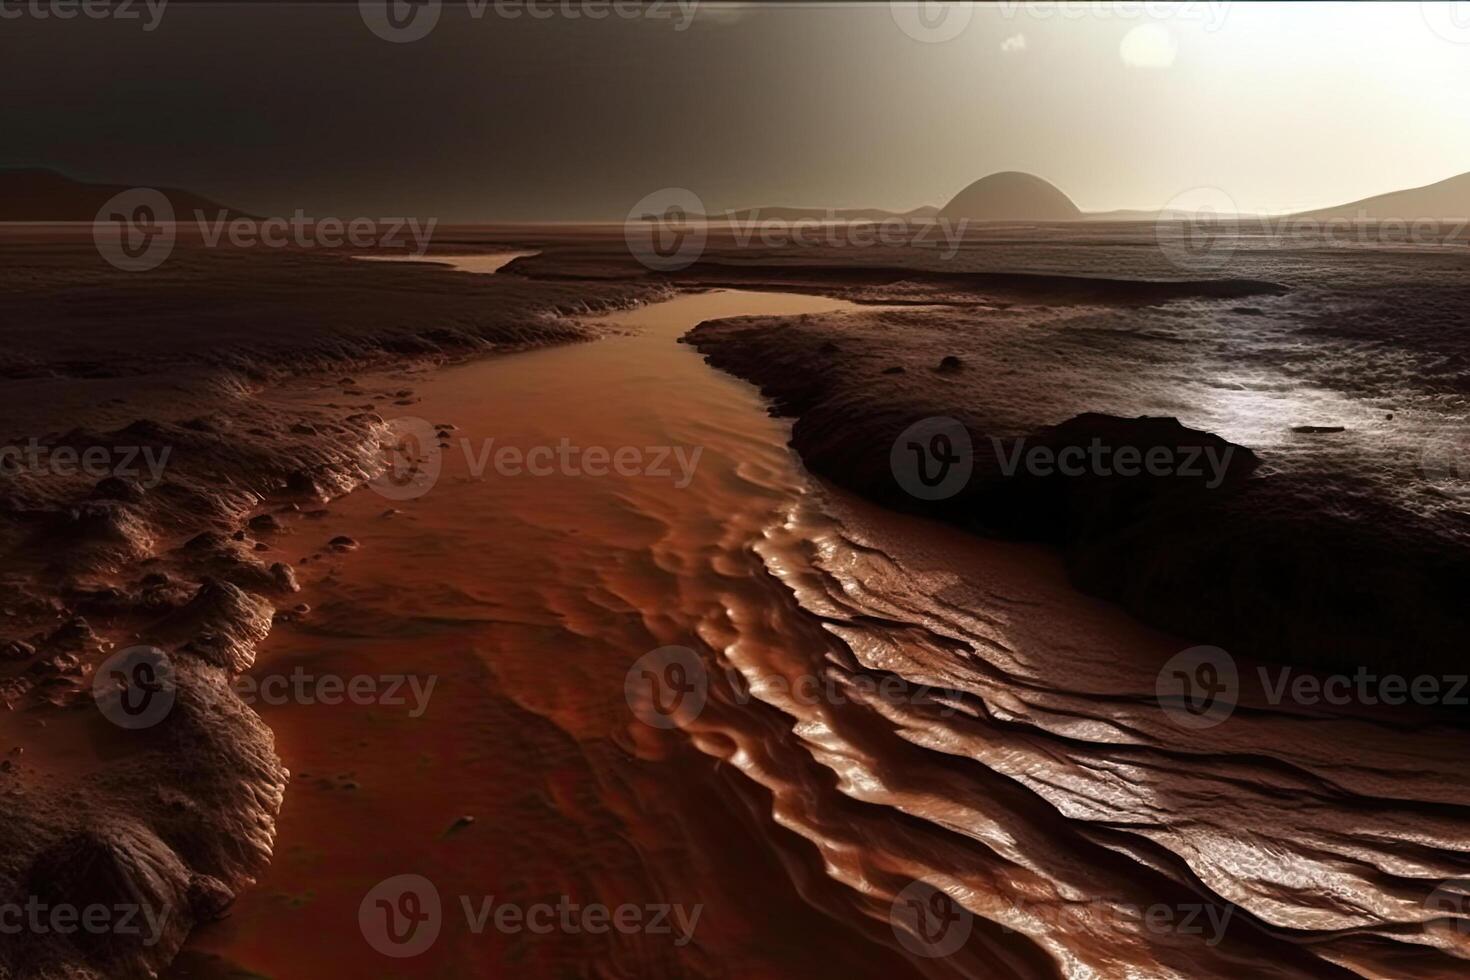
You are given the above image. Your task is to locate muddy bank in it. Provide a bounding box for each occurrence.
[0,239,663,977]
[684,290,1470,676]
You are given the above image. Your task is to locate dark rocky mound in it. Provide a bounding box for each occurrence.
[938,171,1083,223]
[686,319,1470,676]
[0,168,254,222]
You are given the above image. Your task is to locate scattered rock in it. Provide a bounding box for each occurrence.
[247,514,283,534]
[0,640,35,662]
[269,563,299,593]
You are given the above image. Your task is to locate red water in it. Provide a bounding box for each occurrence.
[174,286,1470,979]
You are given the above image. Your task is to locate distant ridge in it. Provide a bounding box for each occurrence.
[0,168,254,222]
[719,169,1470,226]
[1290,171,1470,221]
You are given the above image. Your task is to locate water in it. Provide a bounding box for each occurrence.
[176,286,1470,979]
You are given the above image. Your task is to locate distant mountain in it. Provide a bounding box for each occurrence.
[0,168,253,221]
[702,205,939,222]
[938,171,1083,222]
[1291,171,1470,221]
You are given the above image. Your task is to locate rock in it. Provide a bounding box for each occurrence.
[269,562,299,593]
[1292,425,1347,434]
[881,366,905,375]
[936,355,963,372]
[289,422,318,436]
[328,535,359,551]
[284,469,322,497]
[0,640,36,662]
[247,513,283,534]
[231,529,247,541]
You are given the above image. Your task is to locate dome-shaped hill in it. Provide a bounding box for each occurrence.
[938,172,1082,222]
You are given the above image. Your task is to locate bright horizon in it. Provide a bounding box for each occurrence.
[5,2,1470,220]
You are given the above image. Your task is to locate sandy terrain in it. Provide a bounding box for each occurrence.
[2,223,1467,977]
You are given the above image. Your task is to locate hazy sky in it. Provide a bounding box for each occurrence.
[5,2,1470,220]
